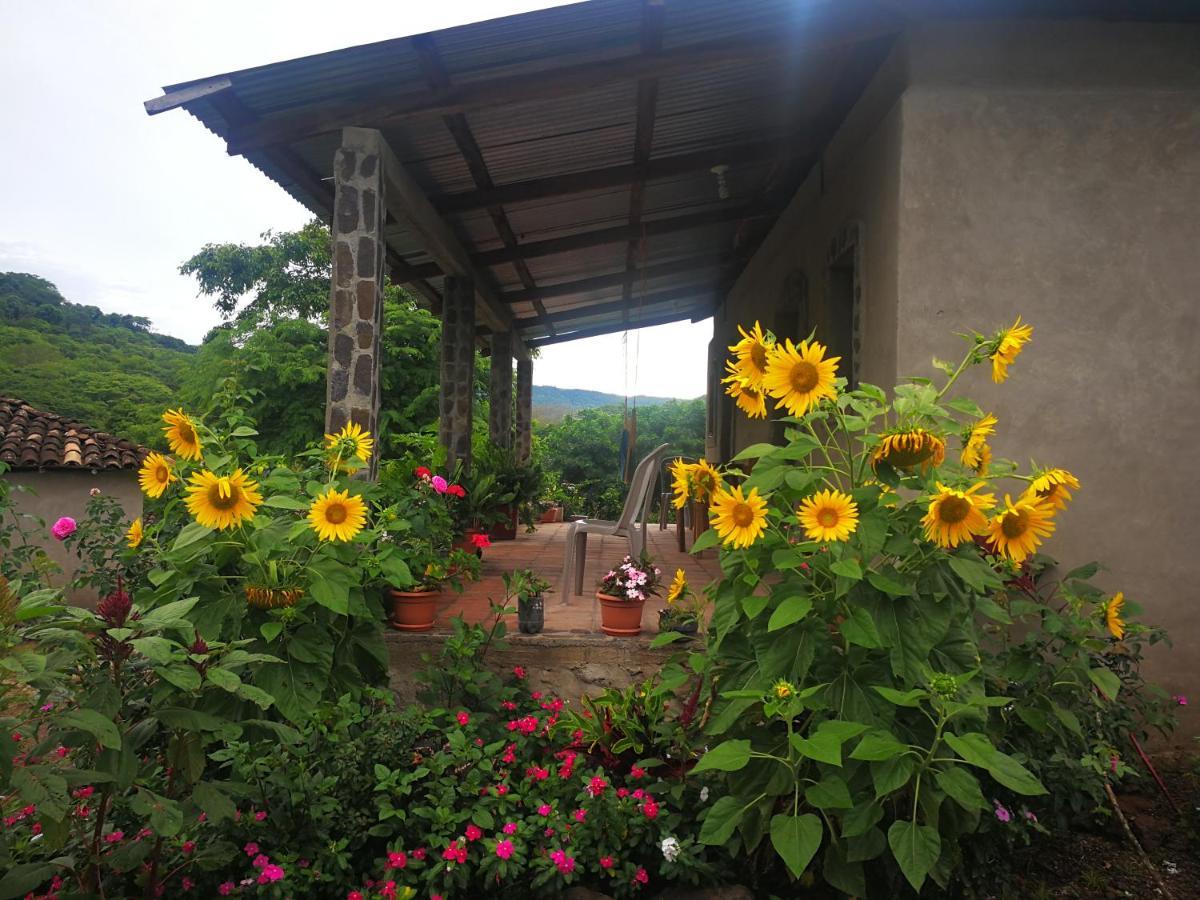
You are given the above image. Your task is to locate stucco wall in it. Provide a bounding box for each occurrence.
[894,20,1200,735]
[2,469,143,605]
[710,41,907,459]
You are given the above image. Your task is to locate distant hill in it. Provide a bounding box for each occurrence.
[0,272,194,447]
[532,385,685,423]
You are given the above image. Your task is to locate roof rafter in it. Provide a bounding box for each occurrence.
[526,305,708,347]
[500,251,738,305]
[513,282,720,329]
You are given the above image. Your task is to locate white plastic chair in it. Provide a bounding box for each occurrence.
[559,443,671,600]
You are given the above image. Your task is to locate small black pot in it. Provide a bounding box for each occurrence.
[518,594,545,634]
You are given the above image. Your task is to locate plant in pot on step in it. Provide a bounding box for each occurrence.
[505,568,552,634]
[596,552,662,637]
[452,468,512,550]
[384,538,479,632]
[475,439,546,540]
[657,567,708,636]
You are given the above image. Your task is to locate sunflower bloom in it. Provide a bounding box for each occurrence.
[961,414,997,473]
[871,429,946,473]
[1027,467,1080,511]
[138,452,176,499]
[797,489,859,542]
[690,459,722,501]
[990,317,1033,384]
[325,421,374,471]
[184,469,262,531]
[727,322,774,390]
[162,409,203,461]
[1105,592,1126,640]
[669,458,692,509]
[308,487,367,542]
[709,484,769,549]
[722,361,767,419]
[987,494,1055,563]
[125,517,143,549]
[666,569,687,605]
[762,338,839,417]
[922,482,996,548]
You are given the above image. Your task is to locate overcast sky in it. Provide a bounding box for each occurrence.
[0,0,712,399]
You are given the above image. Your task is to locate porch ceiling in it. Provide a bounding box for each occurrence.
[145,0,1197,347]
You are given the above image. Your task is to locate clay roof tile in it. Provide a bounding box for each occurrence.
[0,398,149,471]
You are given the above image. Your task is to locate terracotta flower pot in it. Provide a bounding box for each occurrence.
[388,588,442,632]
[453,528,487,558]
[489,504,519,541]
[597,592,645,636]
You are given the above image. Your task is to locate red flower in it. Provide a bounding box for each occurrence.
[587,776,608,797]
[512,666,527,679]
[465,824,482,842]
[348,892,364,900]
[630,766,646,779]
[456,711,470,726]
[599,855,615,869]
[414,466,432,479]
[470,532,491,549]
[386,851,407,869]
[448,484,466,498]
[641,799,659,820]
[635,866,649,884]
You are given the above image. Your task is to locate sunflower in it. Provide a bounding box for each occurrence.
[308,487,368,542]
[727,322,774,390]
[184,469,262,531]
[138,452,176,499]
[325,421,374,469]
[961,414,997,473]
[772,679,796,700]
[1105,592,1126,640]
[669,458,692,509]
[722,361,768,419]
[690,459,722,501]
[762,338,840,418]
[1027,467,1080,511]
[990,316,1033,384]
[871,429,946,473]
[125,517,143,549]
[797,489,859,543]
[162,409,203,461]
[987,494,1055,563]
[922,482,996,549]
[709,484,769,549]
[666,569,688,604]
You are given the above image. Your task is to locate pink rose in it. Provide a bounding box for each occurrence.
[51,517,76,540]
[431,475,448,494]
[496,839,514,859]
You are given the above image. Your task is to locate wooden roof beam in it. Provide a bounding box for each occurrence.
[526,305,708,347]
[224,16,901,155]
[513,282,720,329]
[500,252,737,305]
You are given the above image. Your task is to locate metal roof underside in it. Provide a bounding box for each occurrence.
[146,0,1200,348]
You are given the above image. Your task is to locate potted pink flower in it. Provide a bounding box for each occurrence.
[596,553,662,636]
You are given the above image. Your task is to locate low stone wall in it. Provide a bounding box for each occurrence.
[385,631,674,704]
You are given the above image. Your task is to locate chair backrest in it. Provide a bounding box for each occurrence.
[614,443,670,533]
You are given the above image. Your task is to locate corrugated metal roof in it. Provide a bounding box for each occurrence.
[149,0,913,344]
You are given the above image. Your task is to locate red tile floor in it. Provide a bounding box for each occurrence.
[429,522,721,634]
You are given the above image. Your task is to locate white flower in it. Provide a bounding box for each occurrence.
[660,836,680,862]
[699,786,709,803]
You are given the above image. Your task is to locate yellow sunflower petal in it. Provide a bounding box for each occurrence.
[138,452,176,499]
[986,493,1055,563]
[162,409,203,462]
[125,517,143,549]
[184,469,262,531]
[872,429,946,473]
[709,484,769,549]
[1105,592,1126,640]
[796,489,859,543]
[308,487,367,542]
[990,317,1033,384]
[762,338,839,418]
[922,482,995,549]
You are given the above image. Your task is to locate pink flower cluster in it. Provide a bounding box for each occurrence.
[597,554,663,602]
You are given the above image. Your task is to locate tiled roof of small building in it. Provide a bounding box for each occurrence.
[0,398,149,471]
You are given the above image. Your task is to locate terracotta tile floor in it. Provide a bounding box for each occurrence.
[429,522,721,634]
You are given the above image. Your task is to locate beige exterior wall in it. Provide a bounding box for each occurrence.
[718,20,1200,736]
[2,469,143,605]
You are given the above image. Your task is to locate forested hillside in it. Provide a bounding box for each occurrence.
[0,272,192,446]
[531,385,676,422]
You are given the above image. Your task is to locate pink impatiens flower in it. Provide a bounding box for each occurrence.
[502,822,518,835]
[51,517,76,540]
[587,776,608,797]
[537,804,553,816]
[513,665,527,679]
[456,711,470,726]
[465,824,482,842]
[252,854,270,869]
[218,883,234,896]
[642,799,659,820]
[496,839,514,859]
[347,893,364,900]
[599,855,615,869]
[243,842,259,857]
[257,864,285,884]
[573,809,587,823]
[635,866,649,884]
[431,475,449,494]
[386,851,407,869]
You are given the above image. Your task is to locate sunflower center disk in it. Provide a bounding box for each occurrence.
[178,424,196,443]
[1001,510,1028,539]
[731,503,755,528]
[750,344,768,371]
[817,509,839,528]
[938,496,971,524]
[789,361,819,393]
[207,485,241,511]
[325,503,348,525]
[155,467,170,484]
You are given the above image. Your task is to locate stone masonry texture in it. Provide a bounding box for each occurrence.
[488,331,513,448]
[439,275,475,472]
[515,358,533,464]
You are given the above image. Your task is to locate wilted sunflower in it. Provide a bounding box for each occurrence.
[709,484,769,549]
[797,489,859,543]
[325,421,374,470]
[184,469,262,531]
[138,452,176,499]
[162,409,203,461]
[666,569,688,604]
[961,414,997,473]
[125,517,143,549]
[727,321,774,390]
[669,458,692,509]
[722,361,767,419]
[990,316,1033,384]
[922,482,996,548]
[872,429,946,473]
[1027,467,1080,511]
[308,487,367,542]
[1105,591,1126,640]
[987,494,1055,563]
[762,338,840,417]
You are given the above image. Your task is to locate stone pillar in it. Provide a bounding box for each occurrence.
[488,331,513,449]
[326,128,385,476]
[439,276,475,472]
[515,357,533,465]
